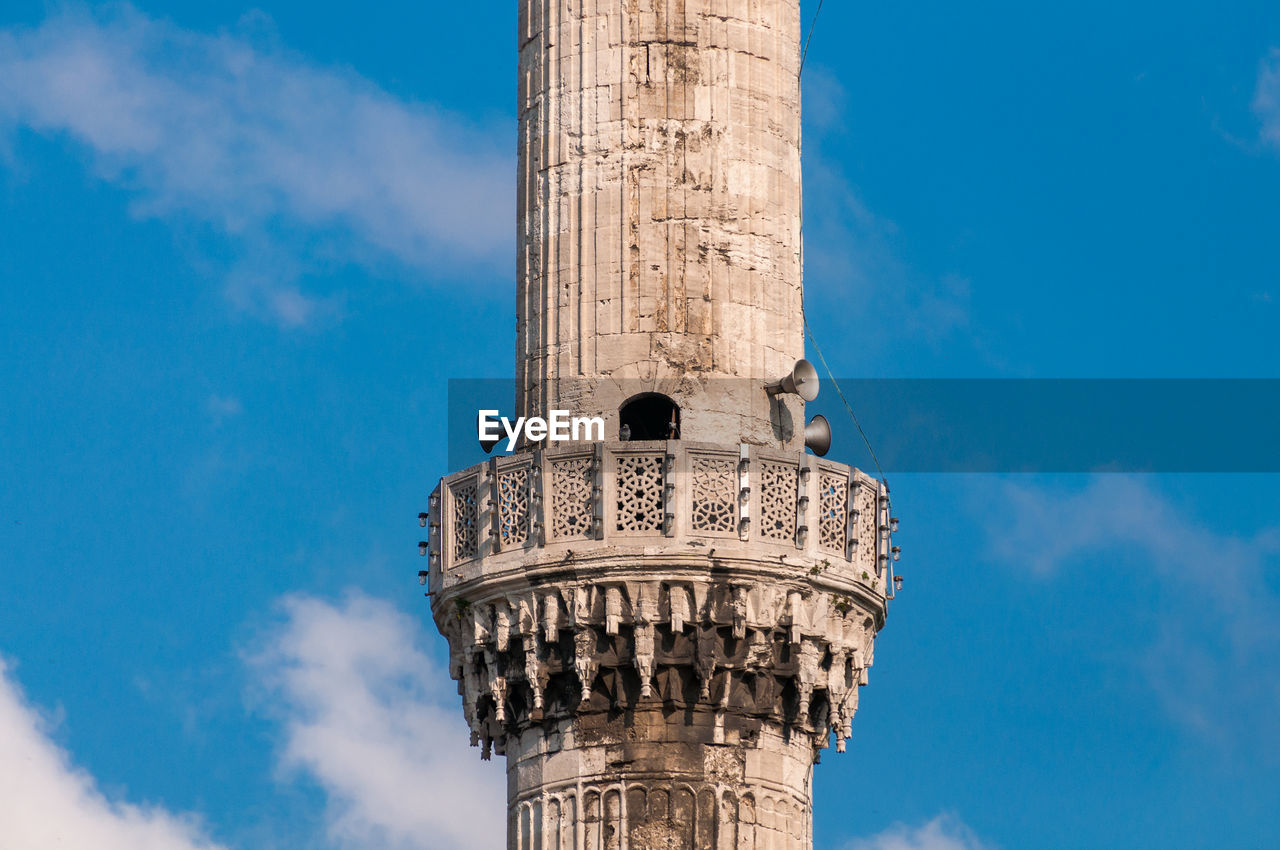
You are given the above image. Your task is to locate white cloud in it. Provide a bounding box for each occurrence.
[0,6,511,326]
[844,814,993,850]
[249,592,505,850]
[0,656,229,850]
[981,476,1280,751]
[1255,49,1280,149]
[0,591,506,850]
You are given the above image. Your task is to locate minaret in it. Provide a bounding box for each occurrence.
[424,3,894,848]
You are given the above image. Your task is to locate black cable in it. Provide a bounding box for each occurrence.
[802,310,887,484]
[799,0,826,77]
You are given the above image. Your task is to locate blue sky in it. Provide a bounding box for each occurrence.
[1,2,1278,849]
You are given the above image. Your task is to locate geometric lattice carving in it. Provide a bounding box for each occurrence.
[759,461,797,541]
[498,468,530,547]
[550,456,594,540]
[690,455,737,533]
[437,446,884,560]
[615,454,665,533]
[817,472,847,551]
[856,484,877,574]
[451,480,479,560]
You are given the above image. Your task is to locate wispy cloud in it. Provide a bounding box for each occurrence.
[0,656,228,850]
[1254,48,1280,149]
[843,814,994,850]
[0,5,510,326]
[205,393,243,424]
[981,476,1280,754]
[248,592,505,850]
[801,71,982,369]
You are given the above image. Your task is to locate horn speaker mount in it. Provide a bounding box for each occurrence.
[804,414,831,457]
[766,359,820,402]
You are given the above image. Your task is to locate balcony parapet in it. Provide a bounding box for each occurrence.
[425,441,892,604]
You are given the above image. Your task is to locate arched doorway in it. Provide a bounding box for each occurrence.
[619,393,680,441]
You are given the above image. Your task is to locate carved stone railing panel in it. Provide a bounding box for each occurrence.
[550,454,594,541]
[757,460,798,542]
[853,481,879,580]
[450,476,480,563]
[497,464,531,549]
[614,452,665,534]
[817,469,848,553]
[689,452,738,534]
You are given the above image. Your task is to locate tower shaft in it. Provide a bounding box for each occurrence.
[516,0,805,445]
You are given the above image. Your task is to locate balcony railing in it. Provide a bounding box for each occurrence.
[426,441,890,588]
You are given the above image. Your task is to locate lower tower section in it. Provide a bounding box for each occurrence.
[508,709,815,849]
[426,441,892,850]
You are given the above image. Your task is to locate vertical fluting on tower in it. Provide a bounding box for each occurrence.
[516,0,805,446]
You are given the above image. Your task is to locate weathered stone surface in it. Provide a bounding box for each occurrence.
[507,714,813,849]
[515,0,806,448]
[437,577,880,752]
[424,3,898,847]
[428,444,893,849]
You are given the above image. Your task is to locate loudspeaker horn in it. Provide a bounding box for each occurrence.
[766,358,820,402]
[804,414,832,457]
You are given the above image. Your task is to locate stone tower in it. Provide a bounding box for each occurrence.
[423,2,895,848]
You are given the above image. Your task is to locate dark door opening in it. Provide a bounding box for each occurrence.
[619,394,680,441]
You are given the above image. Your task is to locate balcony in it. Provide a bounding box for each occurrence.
[425,441,892,599]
